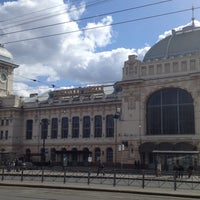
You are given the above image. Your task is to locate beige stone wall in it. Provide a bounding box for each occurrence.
[118,53,200,164]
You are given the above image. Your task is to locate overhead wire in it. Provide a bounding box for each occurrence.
[0,0,110,30]
[2,6,199,45]
[0,2,66,23]
[0,0,94,24]
[0,0,172,37]
[1,1,195,95]
[14,74,57,89]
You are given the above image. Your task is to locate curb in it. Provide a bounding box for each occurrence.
[0,181,200,199]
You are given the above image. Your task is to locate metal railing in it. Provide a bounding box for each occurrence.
[0,167,200,191]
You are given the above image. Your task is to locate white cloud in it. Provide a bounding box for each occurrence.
[0,0,138,97]
[2,0,198,98]
[136,46,150,60]
[158,20,200,41]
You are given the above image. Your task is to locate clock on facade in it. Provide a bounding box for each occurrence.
[0,73,7,82]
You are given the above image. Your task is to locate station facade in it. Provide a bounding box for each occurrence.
[0,23,200,170]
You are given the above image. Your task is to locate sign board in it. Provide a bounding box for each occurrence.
[63,155,67,167]
[88,156,92,163]
[118,144,125,151]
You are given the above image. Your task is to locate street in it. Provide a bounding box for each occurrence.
[0,186,197,200]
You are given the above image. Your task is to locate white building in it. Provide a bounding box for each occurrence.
[0,23,200,170]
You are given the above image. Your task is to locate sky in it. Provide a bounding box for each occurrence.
[0,0,200,97]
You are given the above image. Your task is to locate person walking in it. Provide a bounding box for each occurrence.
[97,160,105,176]
[187,165,193,178]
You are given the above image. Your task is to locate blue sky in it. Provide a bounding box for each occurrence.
[0,0,200,97]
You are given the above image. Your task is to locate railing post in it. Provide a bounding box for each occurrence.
[64,167,66,184]
[142,170,145,188]
[41,167,44,183]
[1,167,4,181]
[174,172,177,191]
[113,169,116,186]
[21,169,24,182]
[87,168,90,185]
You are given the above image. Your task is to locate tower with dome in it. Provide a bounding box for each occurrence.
[0,44,18,97]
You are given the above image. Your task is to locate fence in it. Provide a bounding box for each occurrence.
[0,167,200,191]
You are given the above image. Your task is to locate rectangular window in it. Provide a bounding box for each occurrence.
[51,118,58,139]
[61,117,68,138]
[0,131,3,140]
[141,66,147,76]
[164,63,170,73]
[72,116,79,138]
[173,62,179,72]
[26,119,33,139]
[106,115,114,137]
[94,115,102,137]
[181,60,187,71]
[157,64,162,74]
[83,116,90,138]
[149,65,154,75]
[5,130,8,140]
[6,119,9,126]
[1,120,4,126]
[41,119,48,139]
[190,59,196,71]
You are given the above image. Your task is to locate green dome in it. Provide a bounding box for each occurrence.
[143,26,200,61]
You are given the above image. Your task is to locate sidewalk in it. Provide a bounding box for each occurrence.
[0,180,200,199]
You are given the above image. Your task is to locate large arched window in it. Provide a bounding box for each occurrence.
[147,88,195,135]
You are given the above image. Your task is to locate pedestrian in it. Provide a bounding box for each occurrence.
[173,164,179,178]
[15,159,19,172]
[187,165,193,178]
[156,162,161,176]
[179,165,184,179]
[97,160,105,176]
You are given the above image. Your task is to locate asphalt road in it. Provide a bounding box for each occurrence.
[0,186,197,200]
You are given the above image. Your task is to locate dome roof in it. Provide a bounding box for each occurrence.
[0,44,13,63]
[143,25,200,62]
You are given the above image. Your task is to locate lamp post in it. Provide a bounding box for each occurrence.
[40,119,49,165]
[113,107,120,186]
[113,106,121,168]
[42,134,46,164]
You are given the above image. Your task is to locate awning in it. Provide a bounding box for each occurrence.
[153,150,199,154]
[174,142,196,151]
[139,142,156,153]
[157,142,174,151]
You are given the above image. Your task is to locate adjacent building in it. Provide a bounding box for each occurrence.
[0,23,200,170]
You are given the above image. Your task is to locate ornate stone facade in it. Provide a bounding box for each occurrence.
[0,25,200,170]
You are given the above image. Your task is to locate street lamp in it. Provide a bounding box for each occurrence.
[40,119,49,165]
[113,106,121,168]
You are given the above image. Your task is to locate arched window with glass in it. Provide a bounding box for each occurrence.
[83,116,90,138]
[147,88,195,135]
[94,115,102,138]
[72,116,79,138]
[41,118,49,139]
[51,118,58,139]
[61,117,68,138]
[106,115,114,137]
[26,119,33,140]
